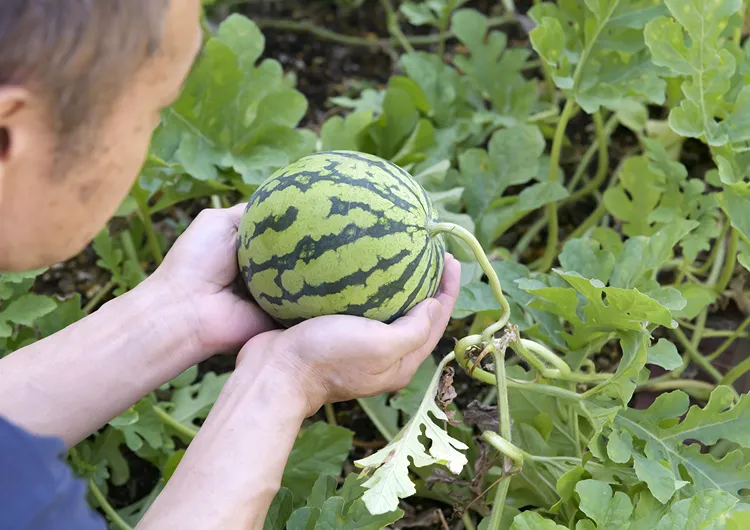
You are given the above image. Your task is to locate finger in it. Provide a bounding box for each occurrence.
[423,255,461,347]
[386,347,433,392]
[225,202,249,229]
[380,298,437,358]
[380,258,462,390]
[375,255,461,359]
[437,253,461,302]
[187,203,247,235]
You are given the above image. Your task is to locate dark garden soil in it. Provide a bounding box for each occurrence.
[30,1,750,525]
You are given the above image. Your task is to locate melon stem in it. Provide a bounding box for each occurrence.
[427,222,511,341]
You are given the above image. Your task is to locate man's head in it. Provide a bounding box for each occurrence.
[0,0,202,271]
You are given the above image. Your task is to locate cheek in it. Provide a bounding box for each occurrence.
[81,121,154,209]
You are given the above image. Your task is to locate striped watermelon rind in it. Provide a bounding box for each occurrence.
[237,150,445,327]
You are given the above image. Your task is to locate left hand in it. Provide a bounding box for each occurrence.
[145,203,277,360]
[235,254,462,417]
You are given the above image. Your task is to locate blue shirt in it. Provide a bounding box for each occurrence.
[0,416,105,530]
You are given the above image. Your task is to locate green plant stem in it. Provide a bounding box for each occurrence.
[135,194,163,266]
[481,349,516,530]
[89,479,134,530]
[537,0,620,270]
[486,479,511,530]
[428,222,511,338]
[565,202,606,242]
[519,339,571,375]
[672,327,728,388]
[640,379,716,400]
[512,216,547,260]
[461,360,584,401]
[494,350,512,444]
[257,18,385,47]
[357,397,397,441]
[565,115,618,195]
[527,106,560,124]
[379,0,414,53]
[255,15,515,49]
[566,111,611,204]
[324,403,338,426]
[462,513,477,530]
[458,333,607,386]
[437,0,455,59]
[537,99,577,273]
[652,310,708,385]
[656,231,739,388]
[709,233,728,286]
[83,280,116,314]
[120,232,147,283]
[570,399,582,457]
[678,320,750,339]
[482,432,523,467]
[691,310,708,351]
[694,221,728,275]
[715,228,739,295]
[152,405,198,439]
[512,339,609,383]
[721,355,750,386]
[705,316,750,362]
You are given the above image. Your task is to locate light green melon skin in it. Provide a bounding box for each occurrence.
[237,151,445,326]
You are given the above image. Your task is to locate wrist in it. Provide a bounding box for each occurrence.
[114,277,205,365]
[236,332,323,418]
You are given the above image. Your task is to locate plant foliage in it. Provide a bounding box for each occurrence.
[5,1,750,528]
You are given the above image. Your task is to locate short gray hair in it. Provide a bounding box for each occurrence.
[0,0,169,136]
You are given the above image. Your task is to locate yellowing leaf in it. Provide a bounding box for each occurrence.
[354,355,468,515]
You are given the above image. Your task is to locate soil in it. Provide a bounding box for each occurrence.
[30,1,749,526]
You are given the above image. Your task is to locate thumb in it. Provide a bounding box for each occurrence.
[381,298,440,357]
[226,202,249,229]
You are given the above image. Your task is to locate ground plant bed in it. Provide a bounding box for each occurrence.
[3,0,750,528]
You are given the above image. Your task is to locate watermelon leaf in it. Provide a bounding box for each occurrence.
[575,480,633,530]
[654,490,739,530]
[0,269,47,300]
[264,488,295,530]
[0,294,57,331]
[354,354,468,515]
[646,339,682,372]
[400,0,469,28]
[615,387,750,499]
[282,422,354,504]
[510,511,568,530]
[644,0,741,146]
[529,0,667,112]
[164,372,230,429]
[452,9,538,120]
[146,14,314,192]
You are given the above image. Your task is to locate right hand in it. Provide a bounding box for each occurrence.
[237,254,461,416]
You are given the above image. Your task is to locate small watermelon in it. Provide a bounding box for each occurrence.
[237,151,445,327]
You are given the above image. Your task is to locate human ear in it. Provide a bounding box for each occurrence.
[0,87,33,190]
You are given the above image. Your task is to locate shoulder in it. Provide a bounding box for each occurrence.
[0,416,106,530]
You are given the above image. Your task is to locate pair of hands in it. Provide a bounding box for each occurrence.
[146,203,461,416]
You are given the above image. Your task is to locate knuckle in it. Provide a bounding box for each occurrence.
[195,207,220,223]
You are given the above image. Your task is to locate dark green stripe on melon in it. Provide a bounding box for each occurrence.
[237,150,444,326]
